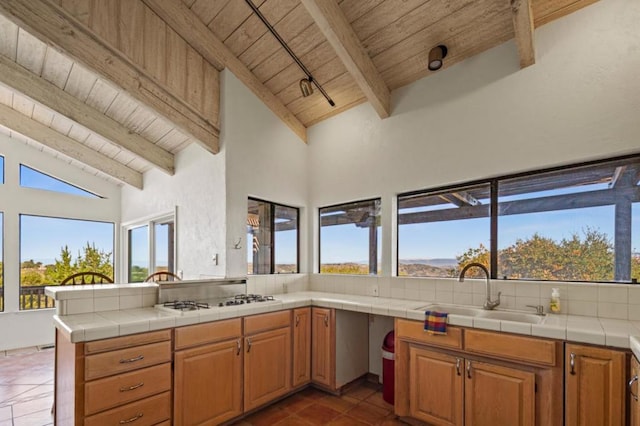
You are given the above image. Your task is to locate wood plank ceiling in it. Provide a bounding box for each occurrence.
[0,0,597,189]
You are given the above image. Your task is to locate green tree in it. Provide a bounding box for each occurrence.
[43,244,113,284]
[456,244,490,278]
[20,269,44,286]
[20,259,42,269]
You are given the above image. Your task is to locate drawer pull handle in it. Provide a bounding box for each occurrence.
[569,353,576,375]
[324,315,329,327]
[466,361,472,379]
[119,413,143,424]
[455,358,461,376]
[247,337,252,353]
[630,375,638,401]
[236,339,241,356]
[119,382,144,392]
[295,315,300,327]
[119,355,144,364]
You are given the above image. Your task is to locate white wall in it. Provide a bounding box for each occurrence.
[307,0,640,275]
[222,71,309,277]
[0,135,121,350]
[121,143,227,279]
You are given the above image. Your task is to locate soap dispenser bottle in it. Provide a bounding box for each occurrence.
[550,288,561,313]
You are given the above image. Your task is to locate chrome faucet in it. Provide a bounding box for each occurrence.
[458,262,501,310]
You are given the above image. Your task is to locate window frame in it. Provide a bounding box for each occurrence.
[318,197,381,275]
[396,153,640,283]
[121,209,177,282]
[247,197,300,275]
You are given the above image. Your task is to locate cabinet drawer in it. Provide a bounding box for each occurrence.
[84,391,171,426]
[85,341,172,380]
[85,363,171,415]
[465,329,557,366]
[175,318,242,350]
[245,310,290,335]
[84,330,171,355]
[396,319,463,350]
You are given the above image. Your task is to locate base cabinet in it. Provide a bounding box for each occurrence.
[631,356,640,426]
[311,307,335,388]
[292,307,311,388]
[565,343,625,426]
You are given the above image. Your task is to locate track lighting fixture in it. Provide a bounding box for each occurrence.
[428,45,448,71]
[245,0,335,107]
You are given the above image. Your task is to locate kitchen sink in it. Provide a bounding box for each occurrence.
[418,303,546,324]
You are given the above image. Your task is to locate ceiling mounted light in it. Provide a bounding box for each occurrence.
[428,45,448,71]
[299,77,313,97]
[245,0,335,107]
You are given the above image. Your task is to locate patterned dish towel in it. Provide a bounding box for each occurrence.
[424,311,448,335]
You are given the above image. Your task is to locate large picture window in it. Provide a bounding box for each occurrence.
[247,198,299,274]
[19,215,114,310]
[397,155,640,283]
[0,212,3,312]
[320,199,381,275]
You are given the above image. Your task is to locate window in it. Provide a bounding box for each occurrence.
[320,199,381,275]
[397,155,640,283]
[20,164,100,198]
[247,198,299,274]
[19,215,114,310]
[125,214,175,282]
[398,185,490,277]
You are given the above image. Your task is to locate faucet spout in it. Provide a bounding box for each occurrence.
[458,262,501,310]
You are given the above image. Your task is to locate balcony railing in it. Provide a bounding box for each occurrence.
[20,286,54,310]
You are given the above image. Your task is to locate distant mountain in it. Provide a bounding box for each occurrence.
[399,258,458,268]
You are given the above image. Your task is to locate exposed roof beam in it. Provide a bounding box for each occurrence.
[609,166,626,188]
[511,0,535,68]
[142,0,307,143]
[0,0,219,153]
[300,0,390,118]
[0,103,142,189]
[451,191,481,206]
[0,54,174,175]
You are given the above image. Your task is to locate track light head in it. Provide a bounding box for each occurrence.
[428,45,448,71]
[299,78,313,97]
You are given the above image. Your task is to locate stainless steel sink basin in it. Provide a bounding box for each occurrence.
[418,303,545,324]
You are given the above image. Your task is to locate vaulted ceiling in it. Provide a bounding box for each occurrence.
[0,0,598,189]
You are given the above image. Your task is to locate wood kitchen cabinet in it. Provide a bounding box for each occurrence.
[292,307,311,388]
[396,319,562,426]
[631,355,640,426]
[311,307,335,389]
[173,319,243,426]
[54,328,172,426]
[244,311,292,411]
[565,343,625,426]
[409,346,463,426]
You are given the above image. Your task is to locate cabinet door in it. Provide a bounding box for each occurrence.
[174,338,243,426]
[565,343,625,426]
[311,307,335,389]
[408,345,463,426]
[465,360,535,426]
[292,307,311,388]
[244,326,292,411]
[630,356,639,426]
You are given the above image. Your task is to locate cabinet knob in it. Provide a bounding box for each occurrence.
[630,375,639,401]
[569,353,576,375]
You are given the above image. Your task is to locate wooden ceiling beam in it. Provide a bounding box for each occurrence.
[0,0,219,154]
[0,54,174,175]
[511,0,536,68]
[300,0,390,118]
[142,0,307,143]
[0,103,143,189]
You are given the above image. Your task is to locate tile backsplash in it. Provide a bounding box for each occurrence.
[309,274,640,321]
[246,274,309,295]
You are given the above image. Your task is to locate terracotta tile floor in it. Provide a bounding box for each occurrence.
[0,346,54,426]
[231,382,408,426]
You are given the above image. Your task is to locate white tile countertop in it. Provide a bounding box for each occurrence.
[49,290,640,352]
